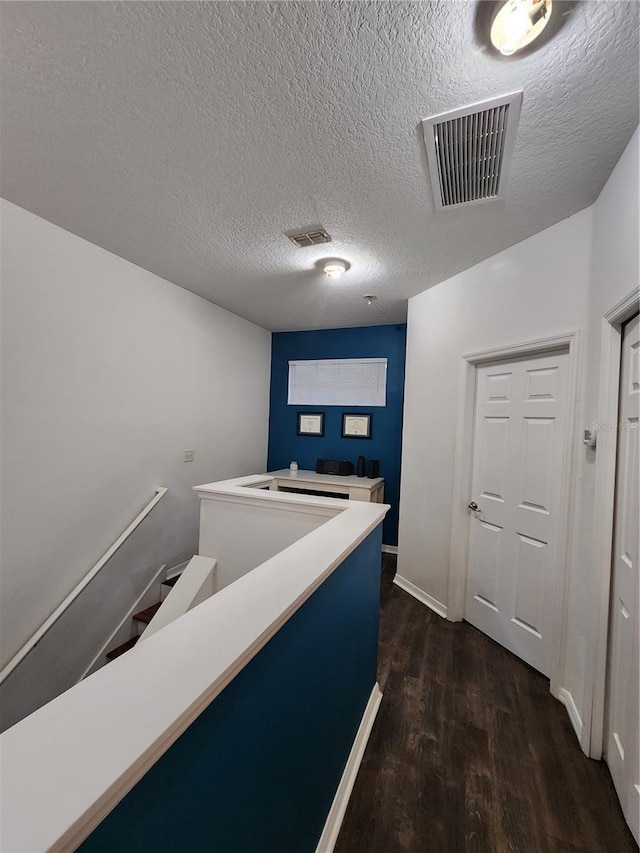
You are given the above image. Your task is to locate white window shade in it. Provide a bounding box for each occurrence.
[288,358,387,407]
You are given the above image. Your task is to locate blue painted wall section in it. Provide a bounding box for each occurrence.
[267,324,407,546]
[79,525,383,853]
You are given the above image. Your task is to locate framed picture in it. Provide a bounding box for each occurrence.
[342,412,372,439]
[297,411,324,437]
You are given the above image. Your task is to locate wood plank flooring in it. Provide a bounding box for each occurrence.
[335,555,638,853]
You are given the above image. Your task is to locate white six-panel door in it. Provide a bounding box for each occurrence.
[465,350,568,676]
[605,313,639,845]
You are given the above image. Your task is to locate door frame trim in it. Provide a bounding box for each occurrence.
[585,287,639,759]
[447,330,582,698]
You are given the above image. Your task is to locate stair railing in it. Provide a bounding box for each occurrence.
[0,486,168,685]
[139,555,218,642]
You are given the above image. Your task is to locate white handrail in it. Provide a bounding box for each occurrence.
[0,486,168,685]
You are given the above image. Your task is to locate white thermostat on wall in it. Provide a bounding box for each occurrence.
[583,428,597,447]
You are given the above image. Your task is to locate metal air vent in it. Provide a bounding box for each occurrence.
[286,227,332,248]
[422,92,523,210]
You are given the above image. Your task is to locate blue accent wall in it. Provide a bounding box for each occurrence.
[79,526,383,853]
[267,324,406,546]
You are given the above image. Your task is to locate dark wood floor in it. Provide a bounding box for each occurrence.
[335,555,638,853]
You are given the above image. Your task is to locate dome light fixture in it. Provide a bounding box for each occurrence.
[323,261,348,279]
[490,0,553,56]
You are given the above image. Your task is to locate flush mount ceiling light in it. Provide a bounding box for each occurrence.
[324,261,348,279]
[364,295,377,305]
[490,0,553,56]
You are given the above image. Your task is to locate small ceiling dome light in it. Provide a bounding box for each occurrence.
[490,0,553,56]
[324,261,347,279]
[364,294,377,305]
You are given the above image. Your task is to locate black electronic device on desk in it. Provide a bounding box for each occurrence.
[315,459,354,476]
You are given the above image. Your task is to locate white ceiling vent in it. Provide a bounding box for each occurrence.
[286,227,332,248]
[422,92,523,210]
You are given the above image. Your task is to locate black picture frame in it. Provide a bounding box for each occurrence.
[297,411,325,437]
[341,412,372,439]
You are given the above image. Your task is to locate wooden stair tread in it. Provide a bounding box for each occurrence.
[106,636,139,660]
[132,602,162,624]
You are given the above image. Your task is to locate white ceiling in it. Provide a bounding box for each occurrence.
[1,1,638,331]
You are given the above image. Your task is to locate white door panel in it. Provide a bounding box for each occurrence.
[465,351,569,676]
[605,312,639,845]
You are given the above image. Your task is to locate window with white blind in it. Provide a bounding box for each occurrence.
[288,358,387,407]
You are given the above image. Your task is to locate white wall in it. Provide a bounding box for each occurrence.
[0,200,271,724]
[565,128,639,727]
[198,490,341,592]
[398,206,593,609]
[398,127,638,736]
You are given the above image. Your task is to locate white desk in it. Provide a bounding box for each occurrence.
[267,469,384,503]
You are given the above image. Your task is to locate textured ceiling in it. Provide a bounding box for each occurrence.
[1,1,638,331]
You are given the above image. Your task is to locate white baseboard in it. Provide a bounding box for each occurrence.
[78,563,167,681]
[393,574,448,619]
[558,687,583,743]
[165,559,190,581]
[315,682,382,853]
[381,544,398,555]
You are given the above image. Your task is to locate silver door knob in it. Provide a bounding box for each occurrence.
[468,501,479,511]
